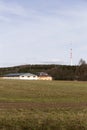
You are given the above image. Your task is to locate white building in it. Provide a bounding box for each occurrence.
[3,72,52,80]
[3,73,38,80]
[19,73,38,80]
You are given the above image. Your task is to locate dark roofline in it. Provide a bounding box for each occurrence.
[4,73,37,77]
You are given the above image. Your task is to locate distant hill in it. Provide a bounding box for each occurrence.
[0,64,87,80]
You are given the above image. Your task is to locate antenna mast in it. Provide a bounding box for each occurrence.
[70,45,72,66]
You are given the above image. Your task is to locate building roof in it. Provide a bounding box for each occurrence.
[37,72,50,76]
[4,73,37,77]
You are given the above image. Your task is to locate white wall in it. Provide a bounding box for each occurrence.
[19,76,39,80]
[3,77,19,79]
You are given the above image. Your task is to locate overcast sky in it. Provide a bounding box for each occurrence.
[0,0,87,67]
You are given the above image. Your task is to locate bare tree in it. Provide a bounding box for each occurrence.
[79,58,86,65]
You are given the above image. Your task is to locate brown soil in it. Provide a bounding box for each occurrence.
[0,102,86,109]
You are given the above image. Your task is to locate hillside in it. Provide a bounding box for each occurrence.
[0,64,87,80]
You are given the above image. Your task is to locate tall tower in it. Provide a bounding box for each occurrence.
[70,47,72,66]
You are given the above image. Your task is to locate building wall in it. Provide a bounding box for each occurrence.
[19,76,39,80]
[2,76,52,80]
[38,76,52,80]
[2,77,20,80]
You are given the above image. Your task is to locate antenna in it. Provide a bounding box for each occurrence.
[70,44,72,66]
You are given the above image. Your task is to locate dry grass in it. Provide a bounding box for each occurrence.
[0,79,86,129]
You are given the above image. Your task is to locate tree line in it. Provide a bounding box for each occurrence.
[0,60,87,80]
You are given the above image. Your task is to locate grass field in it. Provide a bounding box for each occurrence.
[0,79,87,129]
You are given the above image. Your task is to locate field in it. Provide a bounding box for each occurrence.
[0,79,87,129]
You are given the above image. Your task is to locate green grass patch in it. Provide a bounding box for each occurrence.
[0,80,87,103]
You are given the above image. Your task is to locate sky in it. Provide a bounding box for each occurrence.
[0,0,87,67]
